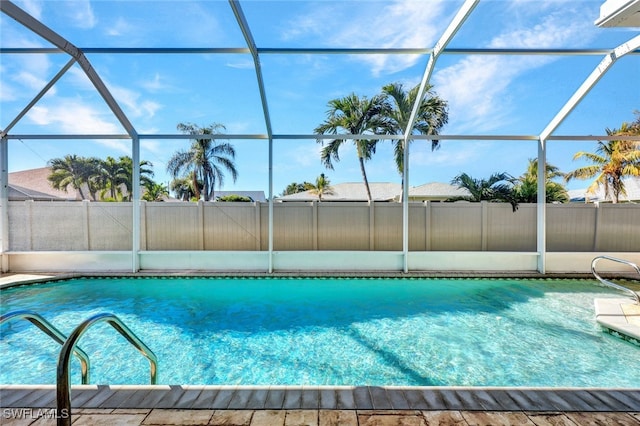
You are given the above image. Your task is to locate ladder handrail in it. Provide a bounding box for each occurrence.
[591,255,640,305]
[57,313,157,426]
[0,310,90,384]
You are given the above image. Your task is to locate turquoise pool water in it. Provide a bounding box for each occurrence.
[1,277,638,387]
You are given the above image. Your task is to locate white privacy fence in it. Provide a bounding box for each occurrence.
[7,200,640,252]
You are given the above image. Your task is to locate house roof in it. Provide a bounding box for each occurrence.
[408,182,471,199]
[277,182,401,202]
[568,177,640,202]
[8,167,78,201]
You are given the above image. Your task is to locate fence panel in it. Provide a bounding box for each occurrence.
[273,202,313,250]
[88,203,132,250]
[547,204,596,251]
[596,204,640,252]
[145,203,201,250]
[430,203,483,250]
[317,202,370,250]
[205,203,261,250]
[486,203,536,251]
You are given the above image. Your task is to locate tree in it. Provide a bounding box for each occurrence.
[314,93,391,201]
[565,122,640,203]
[381,82,448,175]
[450,172,519,211]
[217,194,252,202]
[280,182,313,196]
[170,176,200,201]
[513,159,568,203]
[116,156,155,201]
[167,123,238,201]
[142,182,169,201]
[47,155,101,200]
[96,156,126,201]
[306,173,335,201]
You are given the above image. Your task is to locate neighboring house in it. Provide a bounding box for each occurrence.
[277,182,401,202]
[405,182,472,202]
[8,167,77,201]
[277,181,473,202]
[568,177,640,203]
[214,191,266,202]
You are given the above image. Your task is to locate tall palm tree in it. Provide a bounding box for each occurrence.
[306,173,335,201]
[96,156,126,200]
[381,82,448,175]
[167,123,238,201]
[116,156,155,201]
[565,125,640,203]
[450,172,519,211]
[514,159,568,203]
[314,93,391,201]
[47,155,100,200]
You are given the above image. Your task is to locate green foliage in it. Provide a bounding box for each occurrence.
[47,155,155,201]
[306,173,335,200]
[167,122,238,201]
[513,159,569,203]
[314,93,391,201]
[280,182,312,196]
[565,118,640,203]
[217,194,252,202]
[381,82,448,174]
[450,172,519,212]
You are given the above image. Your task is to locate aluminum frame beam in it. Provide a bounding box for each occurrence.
[0,0,137,139]
[535,33,640,273]
[229,0,275,272]
[400,0,480,272]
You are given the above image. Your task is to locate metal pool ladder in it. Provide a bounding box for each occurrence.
[57,312,158,426]
[0,310,90,384]
[591,255,640,305]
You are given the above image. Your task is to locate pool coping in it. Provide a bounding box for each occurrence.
[2,385,640,412]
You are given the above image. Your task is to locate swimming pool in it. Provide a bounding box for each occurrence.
[1,276,638,387]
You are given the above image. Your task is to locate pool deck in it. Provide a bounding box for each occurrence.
[2,273,640,425]
[1,385,640,425]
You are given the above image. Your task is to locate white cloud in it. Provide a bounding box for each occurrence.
[106,17,132,37]
[16,0,43,20]
[27,99,122,135]
[283,0,448,76]
[226,60,255,70]
[433,8,595,132]
[64,0,96,29]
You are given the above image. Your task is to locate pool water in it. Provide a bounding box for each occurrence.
[1,277,639,387]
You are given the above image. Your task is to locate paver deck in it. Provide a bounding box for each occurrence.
[2,385,640,425]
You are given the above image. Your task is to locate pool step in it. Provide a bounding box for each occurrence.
[595,298,640,345]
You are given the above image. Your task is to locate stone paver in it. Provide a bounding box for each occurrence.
[142,408,214,425]
[563,412,640,426]
[284,410,318,426]
[421,410,466,425]
[524,413,579,426]
[249,410,286,426]
[318,410,358,426]
[358,412,426,426]
[209,410,254,425]
[460,410,535,425]
[73,412,148,426]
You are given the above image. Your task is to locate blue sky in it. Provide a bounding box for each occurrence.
[1,0,638,196]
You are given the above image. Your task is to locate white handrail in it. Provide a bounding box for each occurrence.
[591,256,640,305]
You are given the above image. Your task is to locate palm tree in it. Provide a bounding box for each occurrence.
[280,182,312,196]
[514,159,568,203]
[314,93,391,201]
[47,155,101,200]
[565,125,640,203]
[167,123,238,201]
[381,82,448,175]
[96,156,126,201]
[170,176,200,201]
[306,173,335,201]
[116,156,155,201]
[142,182,169,201]
[450,172,519,211]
